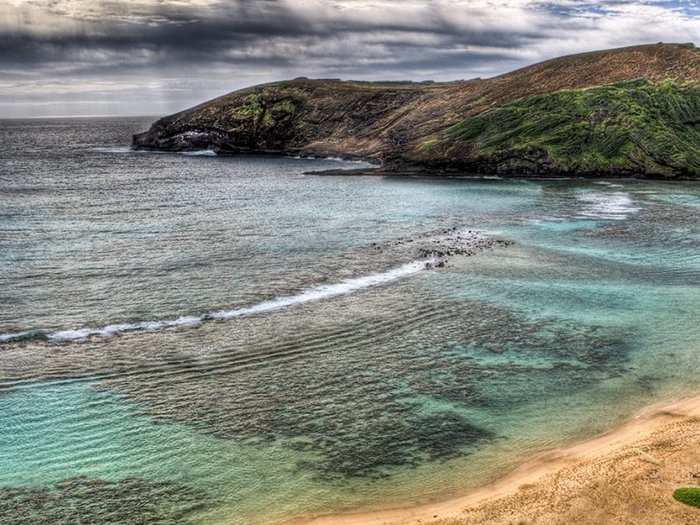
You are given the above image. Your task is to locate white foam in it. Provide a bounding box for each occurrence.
[48,316,203,342]
[593,181,625,188]
[91,147,165,155]
[529,190,640,226]
[91,146,134,154]
[288,154,373,167]
[575,191,640,221]
[322,156,365,164]
[209,259,430,320]
[92,147,217,157]
[2,261,432,344]
[182,149,217,157]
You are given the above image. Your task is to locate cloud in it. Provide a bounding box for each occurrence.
[0,0,698,117]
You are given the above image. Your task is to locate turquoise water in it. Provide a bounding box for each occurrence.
[1,118,699,524]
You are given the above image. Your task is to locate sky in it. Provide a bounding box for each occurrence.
[1,0,699,118]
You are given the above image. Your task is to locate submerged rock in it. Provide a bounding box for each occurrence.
[0,476,210,525]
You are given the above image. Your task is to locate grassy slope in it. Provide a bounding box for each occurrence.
[433,79,700,177]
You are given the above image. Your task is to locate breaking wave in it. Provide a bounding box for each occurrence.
[0,259,433,344]
[575,191,640,221]
[182,149,217,157]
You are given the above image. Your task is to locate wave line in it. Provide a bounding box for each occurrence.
[0,259,434,344]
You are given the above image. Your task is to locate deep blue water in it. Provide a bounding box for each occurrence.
[0,117,699,524]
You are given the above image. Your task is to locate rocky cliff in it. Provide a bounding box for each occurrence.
[134,43,700,178]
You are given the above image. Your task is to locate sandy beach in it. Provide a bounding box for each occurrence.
[285,393,700,525]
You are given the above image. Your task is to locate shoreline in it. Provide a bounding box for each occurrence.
[280,392,700,525]
[126,145,700,182]
[307,167,700,182]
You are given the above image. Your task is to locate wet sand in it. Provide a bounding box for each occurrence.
[282,393,700,525]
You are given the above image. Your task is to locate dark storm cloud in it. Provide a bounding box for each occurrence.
[0,1,540,74]
[0,1,698,117]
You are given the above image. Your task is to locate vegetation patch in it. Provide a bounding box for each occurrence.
[419,138,438,150]
[230,93,266,121]
[227,91,299,129]
[443,79,700,177]
[271,99,297,115]
[673,487,700,508]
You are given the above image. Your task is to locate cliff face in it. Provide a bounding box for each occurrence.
[134,43,700,178]
[134,80,446,160]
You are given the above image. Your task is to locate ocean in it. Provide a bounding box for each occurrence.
[1,116,699,524]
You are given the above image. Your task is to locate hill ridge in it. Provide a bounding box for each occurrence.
[134,43,700,179]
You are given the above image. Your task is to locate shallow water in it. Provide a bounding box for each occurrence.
[1,117,699,524]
